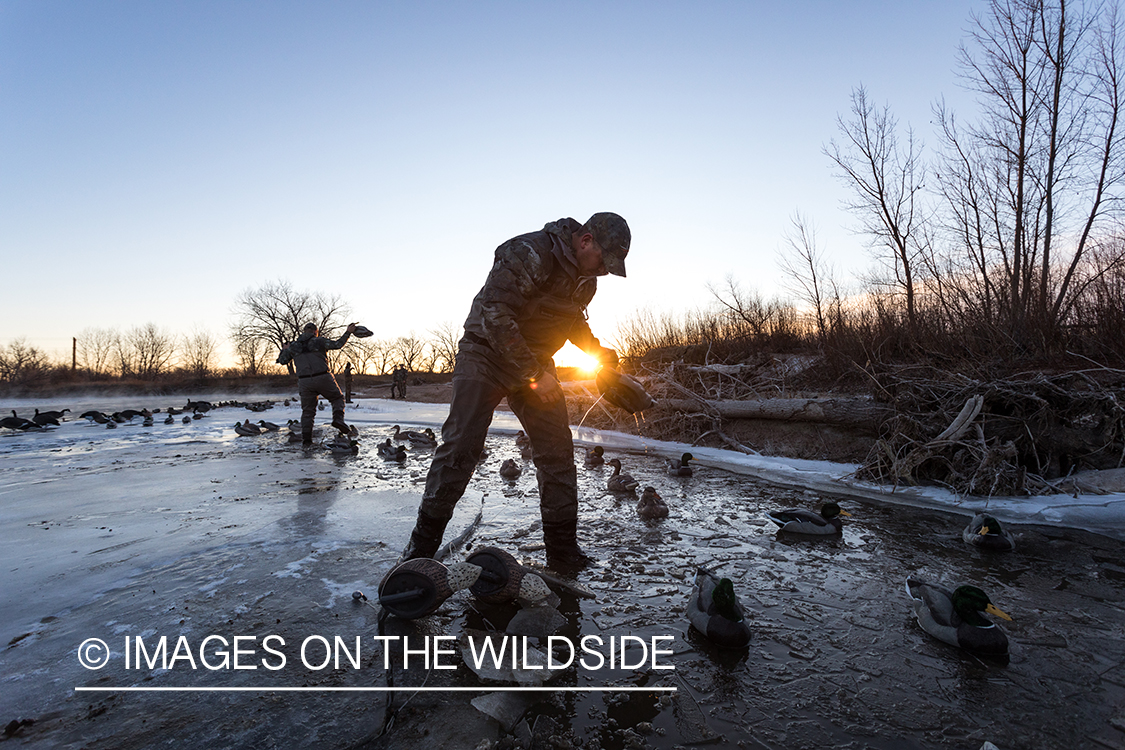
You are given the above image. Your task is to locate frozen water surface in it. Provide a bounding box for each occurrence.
[2,394,1124,749]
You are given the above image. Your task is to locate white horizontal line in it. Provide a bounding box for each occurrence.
[75,686,676,693]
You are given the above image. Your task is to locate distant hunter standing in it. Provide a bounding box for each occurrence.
[277,322,356,446]
[401,212,630,573]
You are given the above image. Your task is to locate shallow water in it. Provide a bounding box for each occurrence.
[2,403,1124,749]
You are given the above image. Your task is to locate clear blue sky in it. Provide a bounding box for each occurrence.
[0,0,980,365]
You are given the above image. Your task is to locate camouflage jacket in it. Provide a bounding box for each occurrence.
[460,217,606,386]
[277,329,351,378]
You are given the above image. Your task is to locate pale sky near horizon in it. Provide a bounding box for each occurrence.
[1,0,982,367]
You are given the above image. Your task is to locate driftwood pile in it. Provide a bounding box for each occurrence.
[566,355,1125,497]
[856,366,1125,495]
[566,356,889,455]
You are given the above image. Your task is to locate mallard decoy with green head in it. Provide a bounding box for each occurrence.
[584,446,605,466]
[687,567,752,649]
[905,578,1011,657]
[767,502,851,535]
[963,513,1016,552]
[666,452,694,477]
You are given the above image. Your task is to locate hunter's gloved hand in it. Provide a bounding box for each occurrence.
[597,347,619,369]
[527,372,563,407]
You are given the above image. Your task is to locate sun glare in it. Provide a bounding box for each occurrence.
[554,342,600,376]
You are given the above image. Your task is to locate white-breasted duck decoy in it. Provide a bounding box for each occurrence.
[905,578,1012,658]
[767,502,851,535]
[962,513,1016,552]
[606,458,640,493]
[687,567,752,649]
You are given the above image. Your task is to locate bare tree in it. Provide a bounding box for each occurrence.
[393,333,426,372]
[777,211,840,342]
[348,338,379,374]
[234,337,270,376]
[181,326,219,379]
[826,86,929,331]
[0,339,51,385]
[76,327,117,377]
[230,280,352,374]
[934,0,1124,341]
[126,323,177,380]
[428,321,461,374]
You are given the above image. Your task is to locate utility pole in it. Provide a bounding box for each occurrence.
[72,337,77,371]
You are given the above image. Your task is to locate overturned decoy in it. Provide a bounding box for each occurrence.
[584,446,605,466]
[499,458,522,478]
[905,578,1011,658]
[962,513,1016,552]
[767,502,851,535]
[606,458,640,493]
[687,567,752,649]
[637,486,669,519]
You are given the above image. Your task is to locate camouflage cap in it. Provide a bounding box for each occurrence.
[585,212,630,277]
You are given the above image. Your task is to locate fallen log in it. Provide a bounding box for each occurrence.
[655,397,893,428]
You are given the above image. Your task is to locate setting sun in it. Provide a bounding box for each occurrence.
[554,342,600,376]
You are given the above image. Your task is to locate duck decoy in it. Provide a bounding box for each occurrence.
[905,578,1011,658]
[606,458,640,493]
[142,415,154,427]
[687,567,752,649]
[81,410,109,423]
[637,486,669,519]
[326,434,359,454]
[106,420,117,429]
[962,513,1016,552]
[767,502,851,535]
[666,452,694,477]
[182,415,192,424]
[257,420,281,432]
[515,430,533,458]
[499,458,522,478]
[584,446,605,466]
[394,425,437,448]
[164,414,175,425]
[377,439,407,461]
[234,420,262,436]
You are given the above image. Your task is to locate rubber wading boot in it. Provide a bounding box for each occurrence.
[302,428,313,448]
[543,519,596,574]
[401,511,449,561]
[332,417,350,434]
